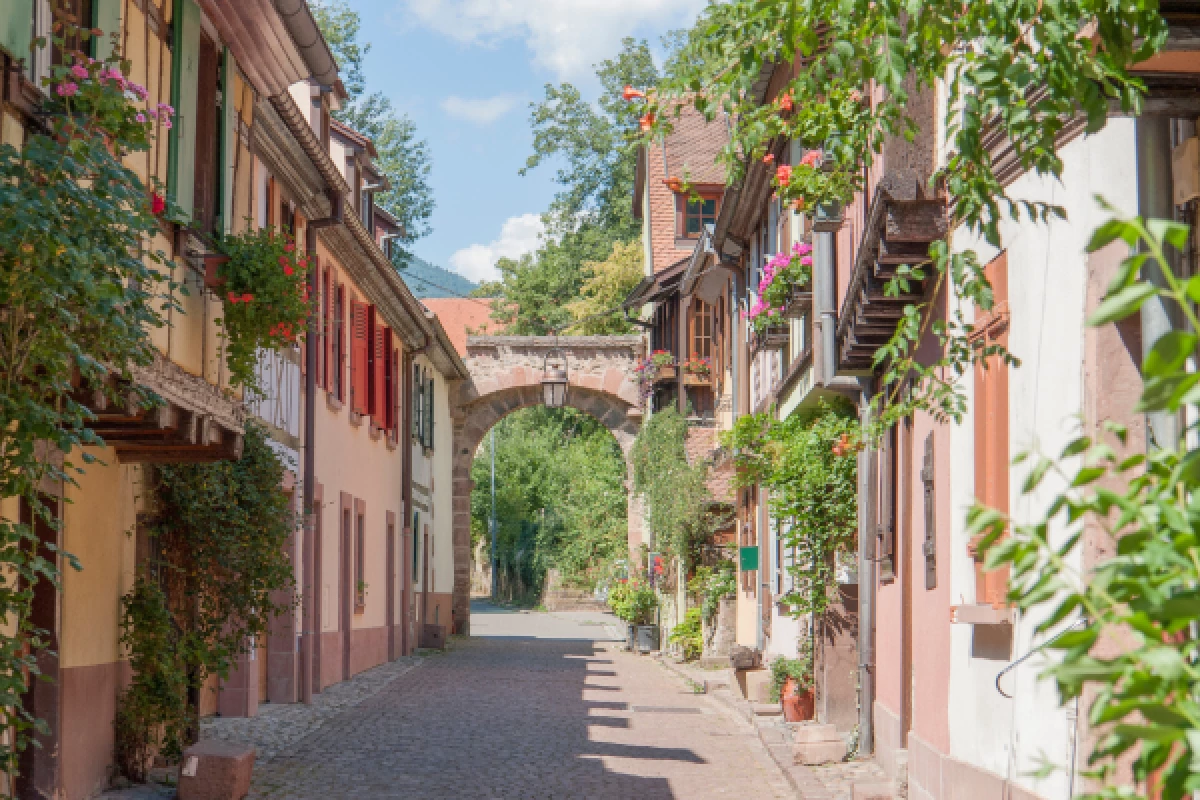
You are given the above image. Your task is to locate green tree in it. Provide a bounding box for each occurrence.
[568,239,645,334]
[484,37,659,334]
[471,408,628,599]
[311,0,434,264]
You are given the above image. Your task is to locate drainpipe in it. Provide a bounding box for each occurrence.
[858,378,877,755]
[1135,117,1179,451]
[815,217,838,387]
[301,193,343,704]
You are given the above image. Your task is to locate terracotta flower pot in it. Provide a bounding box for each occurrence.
[202,254,230,289]
[781,677,814,722]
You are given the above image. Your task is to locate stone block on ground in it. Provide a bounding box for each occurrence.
[177,739,255,800]
[753,702,783,717]
[852,781,896,800]
[794,738,848,765]
[791,723,842,744]
[737,667,771,703]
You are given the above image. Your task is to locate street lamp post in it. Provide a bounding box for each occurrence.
[490,428,497,601]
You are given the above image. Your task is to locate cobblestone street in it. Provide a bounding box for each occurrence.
[231,601,791,799]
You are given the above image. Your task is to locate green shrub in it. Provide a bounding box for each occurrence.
[668,608,703,661]
[607,579,657,625]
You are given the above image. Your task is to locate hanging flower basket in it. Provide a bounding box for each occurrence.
[201,254,231,289]
[750,242,813,333]
[212,226,312,391]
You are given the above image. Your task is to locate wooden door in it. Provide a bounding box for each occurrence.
[341,507,352,680]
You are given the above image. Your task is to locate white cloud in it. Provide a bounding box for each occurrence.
[440,94,520,125]
[449,213,545,282]
[400,0,707,80]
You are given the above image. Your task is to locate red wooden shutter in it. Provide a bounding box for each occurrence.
[366,305,378,417]
[374,323,387,422]
[322,268,332,390]
[351,301,369,414]
[383,329,395,432]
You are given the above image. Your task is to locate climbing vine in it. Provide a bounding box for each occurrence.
[631,408,728,580]
[115,422,296,775]
[0,20,179,783]
[723,400,859,619]
[648,0,1167,430]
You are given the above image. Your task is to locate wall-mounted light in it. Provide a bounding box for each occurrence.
[541,346,569,408]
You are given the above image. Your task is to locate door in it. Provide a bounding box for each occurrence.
[422,527,430,625]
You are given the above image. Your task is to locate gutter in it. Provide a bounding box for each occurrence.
[273,0,340,88]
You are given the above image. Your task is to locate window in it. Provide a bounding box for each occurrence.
[383,329,396,433]
[970,253,1010,605]
[191,29,222,234]
[365,305,378,417]
[412,512,420,583]
[877,424,897,581]
[350,301,369,414]
[355,513,365,610]
[422,371,435,449]
[51,0,94,66]
[676,195,719,238]
[321,268,331,390]
[412,363,423,440]
[333,284,345,402]
[690,299,713,360]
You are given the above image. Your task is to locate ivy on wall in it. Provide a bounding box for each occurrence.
[723,400,859,619]
[116,422,296,776]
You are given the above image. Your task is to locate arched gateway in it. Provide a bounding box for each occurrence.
[449,335,646,634]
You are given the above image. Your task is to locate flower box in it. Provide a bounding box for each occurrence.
[683,371,712,386]
[783,288,813,319]
[201,254,230,289]
[653,365,678,382]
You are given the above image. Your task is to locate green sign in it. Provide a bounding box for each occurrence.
[739,546,759,572]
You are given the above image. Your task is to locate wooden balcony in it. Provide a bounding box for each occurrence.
[836,190,947,374]
[76,353,246,464]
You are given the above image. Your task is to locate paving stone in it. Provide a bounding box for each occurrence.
[232,602,799,798]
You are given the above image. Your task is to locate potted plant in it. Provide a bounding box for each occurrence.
[749,242,814,333]
[682,357,712,385]
[210,226,312,391]
[649,350,677,380]
[607,578,659,652]
[768,650,814,722]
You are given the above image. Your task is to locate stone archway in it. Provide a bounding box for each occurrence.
[449,335,646,634]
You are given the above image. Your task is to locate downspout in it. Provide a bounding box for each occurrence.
[815,220,838,387]
[301,191,343,704]
[1135,117,1178,451]
[858,378,877,755]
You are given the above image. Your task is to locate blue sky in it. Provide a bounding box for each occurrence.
[342,0,706,284]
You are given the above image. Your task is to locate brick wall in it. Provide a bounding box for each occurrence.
[646,141,687,273]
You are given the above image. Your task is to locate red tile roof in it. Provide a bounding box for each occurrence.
[664,106,729,186]
[421,298,496,357]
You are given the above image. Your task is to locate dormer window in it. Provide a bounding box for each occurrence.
[676,195,719,238]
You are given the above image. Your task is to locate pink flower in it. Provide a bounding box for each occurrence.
[71,64,88,79]
[801,255,813,267]
[147,108,157,118]
[778,93,794,113]
[800,150,822,168]
[129,83,147,99]
[792,242,812,256]
[848,89,863,103]
[284,242,295,252]
[157,103,174,117]
[56,82,79,97]
[762,153,775,165]
[162,119,172,130]
[775,165,792,186]
[135,112,146,123]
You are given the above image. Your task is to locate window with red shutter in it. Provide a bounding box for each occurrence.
[383,329,395,432]
[351,301,369,414]
[322,268,332,390]
[314,257,324,389]
[366,305,378,417]
[334,285,346,402]
[374,324,386,423]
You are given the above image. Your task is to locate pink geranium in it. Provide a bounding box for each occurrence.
[71,64,88,80]
[56,82,79,97]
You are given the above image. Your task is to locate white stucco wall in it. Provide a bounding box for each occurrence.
[946,118,1138,798]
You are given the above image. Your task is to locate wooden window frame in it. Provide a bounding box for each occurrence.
[676,193,720,239]
[365,305,378,418]
[191,28,222,235]
[877,423,897,582]
[969,252,1011,607]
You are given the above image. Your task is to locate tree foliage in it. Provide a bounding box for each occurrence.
[567,239,645,334]
[631,409,724,577]
[471,408,628,598]
[483,37,659,334]
[311,0,434,264]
